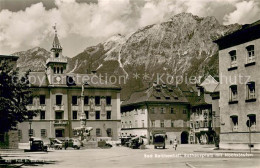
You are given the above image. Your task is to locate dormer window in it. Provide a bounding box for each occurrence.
[229,85,238,103]
[229,50,237,67]
[246,45,255,64]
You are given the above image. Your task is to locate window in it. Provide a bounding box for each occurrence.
[55,112,63,119]
[96,128,101,137]
[121,122,124,128]
[142,120,144,128]
[160,121,164,128]
[106,96,111,105]
[40,111,45,120]
[171,121,174,127]
[200,121,203,127]
[135,120,138,127]
[150,107,155,114]
[183,109,187,114]
[190,123,193,128]
[54,67,56,74]
[195,121,199,129]
[170,108,174,114]
[129,121,132,128]
[246,82,256,100]
[57,67,60,74]
[73,111,77,120]
[230,115,238,131]
[151,120,155,127]
[28,129,34,137]
[72,96,78,105]
[204,121,208,127]
[229,85,238,102]
[85,111,89,119]
[28,111,33,120]
[106,128,112,137]
[229,50,237,67]
[18,130,22,139]
[107,111,111,119]
[141,109,145,114]
[41,129,47,137]
[56,95,62,105]
[28,97,33,105]
[248,114,256,131]
[55,53,59,58]
[39,95,45,105]
[95,111,100,119]
[95,96,100,105]
[160,108,165,114]
[61,67,63,74]
[84,96,89,105]
[246,45,255,63]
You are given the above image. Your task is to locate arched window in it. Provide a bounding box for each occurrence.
[57,67,60,74]
[54,67,56,74]
[55,53,59,58]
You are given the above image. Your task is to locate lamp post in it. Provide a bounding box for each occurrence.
[29,119,33,150]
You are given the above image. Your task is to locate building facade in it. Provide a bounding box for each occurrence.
[18,29,121,143]
[121,83,190,144]
[188,76,220,145]
[215,21,260,149]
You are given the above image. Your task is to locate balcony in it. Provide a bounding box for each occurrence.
[54,104,64,111]
[46,57,67,65]
[54,120,68,127]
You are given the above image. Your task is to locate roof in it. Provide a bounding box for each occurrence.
[179,84,209,107]
[199,75,219,92]
[52,33,62,49]
[121,84,189,107]
[214,20,260,50]
[0,55,19,60]
[28,71,120,90]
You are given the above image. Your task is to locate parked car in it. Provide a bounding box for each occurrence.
[49,138,63,150]
[30,140,48,152]
[153,134,166,149]
[69,138,81,149]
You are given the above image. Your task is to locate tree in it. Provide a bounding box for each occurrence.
[0,60,38,136]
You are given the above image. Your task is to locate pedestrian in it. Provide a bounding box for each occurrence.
[65,140,68,150]
[173,139,177,150]
[170,140,172,145]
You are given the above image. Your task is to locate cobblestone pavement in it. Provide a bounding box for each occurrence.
[1,144,260,168]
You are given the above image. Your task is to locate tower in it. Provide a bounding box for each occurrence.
[46,24,68,85]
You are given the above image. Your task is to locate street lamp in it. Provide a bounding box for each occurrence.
[29,118,33,150]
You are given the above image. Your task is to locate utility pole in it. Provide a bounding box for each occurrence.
[246,119,252,154]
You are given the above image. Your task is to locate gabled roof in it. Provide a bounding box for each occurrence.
[121,84,188,107]
[199,75,219,92]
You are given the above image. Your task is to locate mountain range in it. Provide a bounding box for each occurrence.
[12,13,241,100]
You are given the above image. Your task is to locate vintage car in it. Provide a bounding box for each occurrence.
[30,140,48,152]
[153,134,166,149]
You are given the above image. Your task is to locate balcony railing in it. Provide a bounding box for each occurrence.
[54,120,68,126]
[54,104,64,111]
[46,57,67,64]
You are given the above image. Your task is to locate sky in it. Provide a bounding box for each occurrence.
[0,0,260,57]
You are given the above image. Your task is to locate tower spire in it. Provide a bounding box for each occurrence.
[52,23,62,49]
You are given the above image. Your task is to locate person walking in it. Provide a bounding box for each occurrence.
[173,139,177,150]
